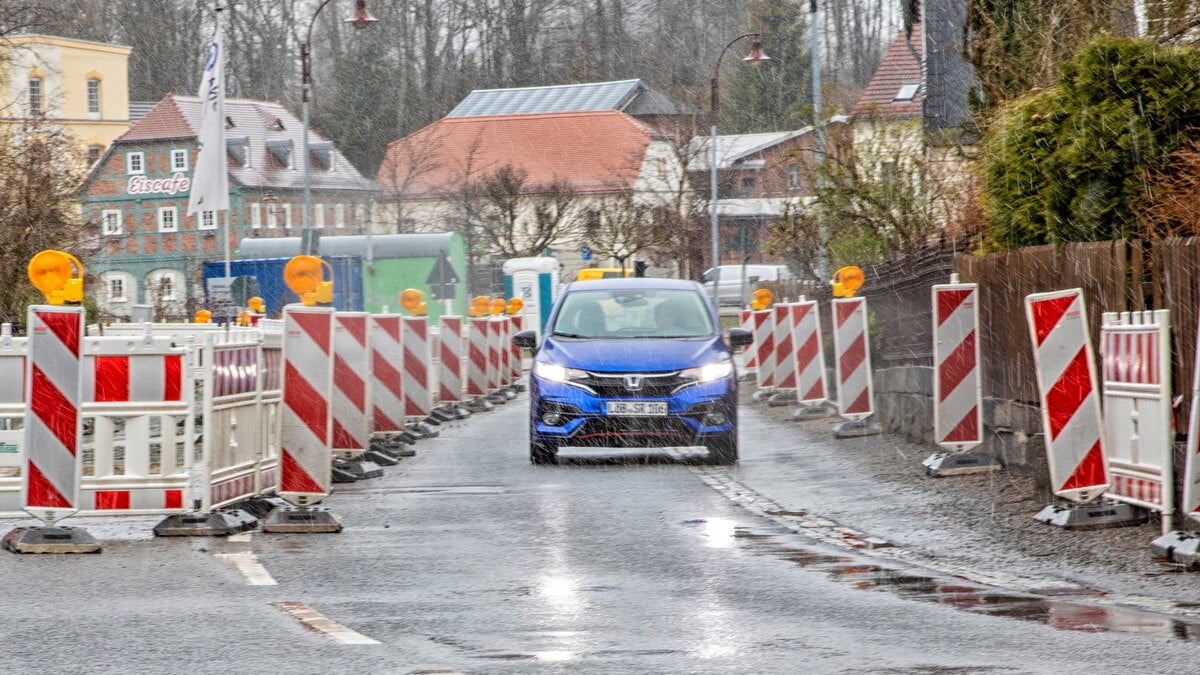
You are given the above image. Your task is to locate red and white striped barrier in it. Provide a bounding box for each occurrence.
[89,351,184,403]
[22,306,84,524]
[466,317,489,398]
[790,300,827,404]
[1101,310,1173,528]
[369,315,404,432]
[772,303,797,393]
[331,312,371,455]
[740,309,757,373]
[833,297,874,419]
[932,282,982,449]
[278,305,334,506]
[509,315,524,383]
[1025,289,1109,503]
[402,316,432,418]
[438,316,464,403]
[487,316,503,392]
[751,309,775,390]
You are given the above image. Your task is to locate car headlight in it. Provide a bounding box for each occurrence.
[679,360,733,383]
[534,361,587,383]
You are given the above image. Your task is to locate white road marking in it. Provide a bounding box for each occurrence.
[274,601,381,644]
[215,550,278,586]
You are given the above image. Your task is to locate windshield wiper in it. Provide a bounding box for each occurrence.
[552,332,593,339]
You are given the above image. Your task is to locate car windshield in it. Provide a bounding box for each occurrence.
[550,288,713,339]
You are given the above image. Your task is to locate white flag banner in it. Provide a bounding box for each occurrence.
[187,11,228,215]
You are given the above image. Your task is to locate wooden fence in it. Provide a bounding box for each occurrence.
[852,238,1200,427]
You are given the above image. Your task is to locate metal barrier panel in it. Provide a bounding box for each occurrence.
[791,300,828,405]
[203,331,277,510]
[486,316,503,392]
[466,318,489,397]
[772,303,797,392]
[752,309,775,390]
[331,312,371,455]
[1025,289,1109,503]
[1101,310,1173,522]
[833,297,875,420]
[0,327,25,471]
[402,316,432,417]
[932,282,983,451]
[370,315,405,432]
[22,306,85,524]
[438,316,464,404]
[278,305,334,506]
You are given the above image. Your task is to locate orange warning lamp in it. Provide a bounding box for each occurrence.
[469,295,489,318]
[248,296,265,313]
[750,288,773,311]
[400,288,424,315]
[194,310,212,324]
[283,255,334,306]
[28,250,84,305]
[506,297,524,315]
[489,298,505,316]
[832,265,864,298]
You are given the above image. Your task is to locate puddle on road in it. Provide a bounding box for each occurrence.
[689,520,1200,641]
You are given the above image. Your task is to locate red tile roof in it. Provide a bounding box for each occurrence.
[377,110,656,198]
[853,25,924,119]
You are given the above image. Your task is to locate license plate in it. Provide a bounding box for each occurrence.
[605,400,667,416]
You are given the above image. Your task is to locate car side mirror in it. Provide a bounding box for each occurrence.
[513,329,538,350]
[726,328,753,348]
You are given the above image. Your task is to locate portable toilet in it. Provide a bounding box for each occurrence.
[503,256,560,337]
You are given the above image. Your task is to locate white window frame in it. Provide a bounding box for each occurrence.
[107,276,127,302]
[334,203,345,229]
[266,204,278,229]
[285,205,293,230]
[314,203,324,229]
[199,211,217,231]
[127,151,145,175]
[151,275,176,301]
[158,206,178,233]
[251,203,262,229]
[102,209,122,236]
[787,165,800,191]
[87,78,101,119]
[170,149,188,172]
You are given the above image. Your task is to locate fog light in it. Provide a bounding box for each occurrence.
[702,411,727,426]
[542,412,562,426]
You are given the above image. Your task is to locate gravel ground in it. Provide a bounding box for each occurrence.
[735,389,1200,615]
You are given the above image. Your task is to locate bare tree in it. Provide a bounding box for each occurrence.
[583,190,674,271]
[473,165,578,258]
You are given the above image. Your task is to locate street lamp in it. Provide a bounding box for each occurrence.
[709,33,769,305]
[300,0,378,256]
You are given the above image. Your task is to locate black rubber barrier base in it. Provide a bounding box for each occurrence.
[1034,499,1149,530]
[262,505,342,533]
[922,452,1003,477]
[153,509,259,537]
[3,526,101,553]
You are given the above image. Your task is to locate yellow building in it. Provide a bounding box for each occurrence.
[0,34,131,163]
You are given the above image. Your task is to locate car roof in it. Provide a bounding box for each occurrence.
[561,278,704,292]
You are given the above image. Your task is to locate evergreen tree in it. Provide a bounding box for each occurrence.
[722,0,812,133]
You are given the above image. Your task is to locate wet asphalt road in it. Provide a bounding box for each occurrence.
[3,392,1200,673]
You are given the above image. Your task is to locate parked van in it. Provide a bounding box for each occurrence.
[576,267,633,281]
[702,264,792,306]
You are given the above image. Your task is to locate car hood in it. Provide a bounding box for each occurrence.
[538,336,727,372]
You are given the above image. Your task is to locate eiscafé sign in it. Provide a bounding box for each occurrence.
[127,172,191,196]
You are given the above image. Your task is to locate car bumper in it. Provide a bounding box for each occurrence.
[529,376,737,448]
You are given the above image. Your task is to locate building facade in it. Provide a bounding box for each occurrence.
[80,94,378,320]
[0,34,132,164]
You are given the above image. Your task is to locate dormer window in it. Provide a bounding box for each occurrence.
[227,136,249,168]
[266,138,293,169]
[895,83,920,101]
[308,141,333,172]
[271,118,286,131]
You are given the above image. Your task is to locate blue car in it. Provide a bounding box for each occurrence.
[512,278,753,465]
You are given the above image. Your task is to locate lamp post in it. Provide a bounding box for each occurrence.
[709,33,769,305]
[300,0,377,256]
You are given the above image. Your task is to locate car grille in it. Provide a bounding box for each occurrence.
[576,370,691,397]
[569,416,699,447]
